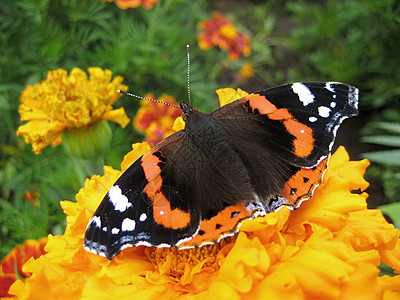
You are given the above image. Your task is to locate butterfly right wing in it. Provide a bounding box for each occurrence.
[211,82,358,209]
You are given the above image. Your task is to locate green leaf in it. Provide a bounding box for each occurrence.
[361,135,400,147]
[378,202,400,228]
[363,150,400,165]
[378,263,396,277]
[369,122,400,134]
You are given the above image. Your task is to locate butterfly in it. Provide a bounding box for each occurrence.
[84,82,358,260]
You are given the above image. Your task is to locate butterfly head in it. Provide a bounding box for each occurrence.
[180,101,197,121]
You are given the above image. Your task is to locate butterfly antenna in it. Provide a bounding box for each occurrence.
[186,44,191,105]
[118,90,181,110]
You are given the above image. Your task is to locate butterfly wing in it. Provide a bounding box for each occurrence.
[84,131,202,259]
[212,82,358,209]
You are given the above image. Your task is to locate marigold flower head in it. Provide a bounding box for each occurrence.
[102,0,158,10]
[133,93,181,146]
[236,62,255,83]
[0,238,47,298]
[198,11,251,61]
[8,89,400,299]
[16,67,130,154]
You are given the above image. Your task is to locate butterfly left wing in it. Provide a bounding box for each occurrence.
[84,131,203,259]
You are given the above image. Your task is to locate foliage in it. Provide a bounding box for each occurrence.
[378,202,400,229]
[362,122,400,203]
[286,0,400,109]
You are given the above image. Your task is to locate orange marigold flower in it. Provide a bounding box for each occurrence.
[198,11,251,61]
[8,89,400,299]
[0,238,47,298]
[133,93,181,146]
[236,62,255,83]
[102,0,158,10]
[16,67,130,154]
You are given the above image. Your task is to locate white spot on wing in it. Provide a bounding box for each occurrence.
[121,218,136,231]
[292,83,315,106]
[309,116,318,123]
[108,185,133,212]
[330,101,336,108]
[325,82,335,93]
[139,213,147,222]
[318,106,331,118]
[91,216,101,228]
[111,228,120,235]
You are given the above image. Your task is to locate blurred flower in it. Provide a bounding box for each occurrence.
[102,0,158,10]
[133,93,181,146]
[16,67,130,154]
[198,11,251,61]
[23,191,39,206]
[8,89,400,299]
[236,62,255,83]
[0,238,47,298]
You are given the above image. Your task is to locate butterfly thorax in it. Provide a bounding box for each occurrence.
[181,101,231,150]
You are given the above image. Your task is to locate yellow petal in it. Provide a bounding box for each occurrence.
[101,107,130,128]
[249,271,303,300]
[379,274,400,299]
[195,281,241,300]
[216,88,249,107]
[16,120,66,154]
[217,233,269,293]
[120,142,151,172]
[339,263,382,299]
[172,116,185,132]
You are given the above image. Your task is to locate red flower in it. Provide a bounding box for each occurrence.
[133,93,181,146]
[198,11,251,61]
[102,0,158,10]
[0,238,47,298]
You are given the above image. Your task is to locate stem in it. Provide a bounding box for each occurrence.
[72,155,105,186]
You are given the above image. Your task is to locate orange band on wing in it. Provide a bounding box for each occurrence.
[282,157,328,206]
[283,119,314,158]
[152,192,191,230]
[248,94,315,158]
[247,94,277,114]
[142,153,191,230]
[142,153,161,181]
[178,203,250,248]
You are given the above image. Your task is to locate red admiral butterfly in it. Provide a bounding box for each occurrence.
[84,82,358,260]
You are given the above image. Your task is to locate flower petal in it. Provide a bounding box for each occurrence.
[101,107,131,128]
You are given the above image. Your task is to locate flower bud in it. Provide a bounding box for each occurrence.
[61,120,112,159]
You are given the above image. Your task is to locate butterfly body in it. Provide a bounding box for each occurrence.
[84,82,358,260]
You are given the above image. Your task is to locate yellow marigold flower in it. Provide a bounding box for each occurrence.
[8,89,400,299]
[16,68,130,154]
[102,0,158,10]
[198,11,251,61]
[133,93,181,146]
[0,238,47,298]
